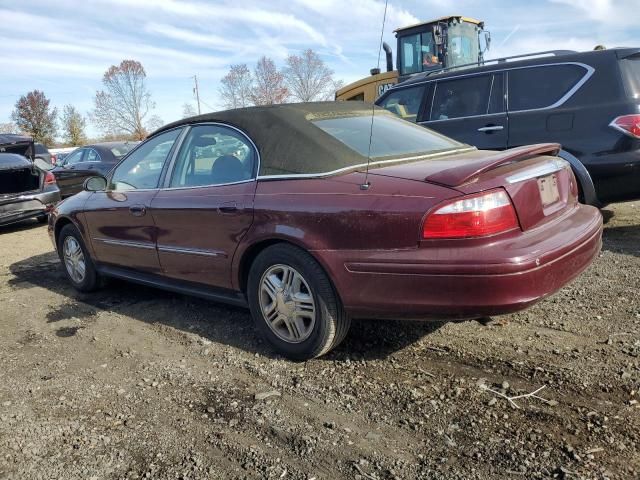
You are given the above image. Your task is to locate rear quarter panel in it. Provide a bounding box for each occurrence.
[231,170,459,289]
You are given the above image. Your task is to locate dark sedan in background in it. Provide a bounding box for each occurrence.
[49,102,602,359]
[0,135,60,226]
[52,141,136,197]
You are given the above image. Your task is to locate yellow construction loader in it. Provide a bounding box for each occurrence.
[336,15,490,102]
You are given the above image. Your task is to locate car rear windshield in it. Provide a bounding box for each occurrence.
[620,55,640,99]
[313,113,463,160]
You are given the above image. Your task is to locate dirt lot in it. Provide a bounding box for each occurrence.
[0,203,638,480]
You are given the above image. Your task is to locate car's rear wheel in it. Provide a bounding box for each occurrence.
[57,224,102,292]
[247,244,350,360]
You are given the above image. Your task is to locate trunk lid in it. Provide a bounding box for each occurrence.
[368,143,578,231]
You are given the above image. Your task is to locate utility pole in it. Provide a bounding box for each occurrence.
[192,75,201,115]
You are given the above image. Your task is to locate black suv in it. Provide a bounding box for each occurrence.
[376,48,640,206]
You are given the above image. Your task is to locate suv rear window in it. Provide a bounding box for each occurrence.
[620,55,640,99]
[508,64,587,111]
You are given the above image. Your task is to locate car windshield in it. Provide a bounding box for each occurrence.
[313,112,463,160]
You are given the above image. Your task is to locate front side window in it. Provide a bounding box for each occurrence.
[431,74,493,120]
[378,85,426,122]
[169,124,255,188]
[313,112,462,159]
[508,64,587,111]
[111,129,181,191]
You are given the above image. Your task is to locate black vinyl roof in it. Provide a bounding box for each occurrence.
[0,133,32,146]
[154,102,389,176]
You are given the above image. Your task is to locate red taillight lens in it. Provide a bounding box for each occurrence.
[44,171,57,186]
[51,154,57,165]
[610,114,640,139]
[422,189,519,239]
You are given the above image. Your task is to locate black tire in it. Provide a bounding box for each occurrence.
[57,223,102,292]
[247,244,350,360]
[36,214,48,224]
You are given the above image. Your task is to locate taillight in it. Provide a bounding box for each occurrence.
[51,154,57,165]
[610,114,640,139]
[422,189,519,239]
[44,171,57,186]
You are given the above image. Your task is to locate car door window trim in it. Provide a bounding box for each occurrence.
[388,62,594,122]
[160,122,261,190]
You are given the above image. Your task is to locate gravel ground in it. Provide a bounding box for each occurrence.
[0,202,638,480]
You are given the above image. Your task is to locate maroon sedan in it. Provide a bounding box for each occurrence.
[48,102,602,359]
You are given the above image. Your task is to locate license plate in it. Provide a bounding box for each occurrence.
[538,174,560,206]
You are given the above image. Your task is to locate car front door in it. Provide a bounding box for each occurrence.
[419,72,508,150]
[151,123,257,289]
[83,128,183,273]
[54,148,86,196]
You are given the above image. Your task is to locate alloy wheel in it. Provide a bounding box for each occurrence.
[259,264,316,343]
[63,236,86,284]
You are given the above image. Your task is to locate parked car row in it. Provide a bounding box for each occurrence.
[0,134,60,226]
[48,102,603,359]
[376,47,640,206]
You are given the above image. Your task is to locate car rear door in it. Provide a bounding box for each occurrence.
[419,72,508,150]
[83,128,183,273]
[151,123,257,289]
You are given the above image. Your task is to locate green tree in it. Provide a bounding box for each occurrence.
[61,105,87,146]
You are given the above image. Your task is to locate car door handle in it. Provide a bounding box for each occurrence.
[129,205,146,217]
[477,125,504,132]
[218,201,238,213]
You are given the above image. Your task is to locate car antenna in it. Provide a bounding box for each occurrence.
[361,0,389,191]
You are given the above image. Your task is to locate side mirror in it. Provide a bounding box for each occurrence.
[84,176,108,192]
[34,158,53,171]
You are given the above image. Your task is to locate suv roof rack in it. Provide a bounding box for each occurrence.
[420,50,578,79]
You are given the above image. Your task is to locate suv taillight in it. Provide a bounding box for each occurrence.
[44,171,56,186]
[610,114,640,139]
[422,189,519,239]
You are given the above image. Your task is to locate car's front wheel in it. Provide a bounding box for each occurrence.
[57,224,102,292]
[247,244,350,360]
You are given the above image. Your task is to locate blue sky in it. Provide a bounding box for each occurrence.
[1,0,638,139]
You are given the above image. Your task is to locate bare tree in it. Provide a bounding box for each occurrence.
[61,105,86,146]
[219,64,254,109]
[91,60,156,140]
[10,90,57,145]
[283,49,341,102]
[0,122,21,134]
[146,115,164,133]
[182,103,197,118]
[251,57,288,106]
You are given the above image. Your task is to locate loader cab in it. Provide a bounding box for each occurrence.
[396,16,489,81]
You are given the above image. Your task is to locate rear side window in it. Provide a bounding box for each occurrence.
[34,143,48,154]
[431,74,493,120]
[508,64,587,111]
[619,55,640,99]
[378,85,426,122]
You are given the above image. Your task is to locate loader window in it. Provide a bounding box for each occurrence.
[399,33,441,76]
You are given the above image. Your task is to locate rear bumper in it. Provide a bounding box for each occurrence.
[0,189,60,226]
[315,204,603,319]
[583,148,640,203]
